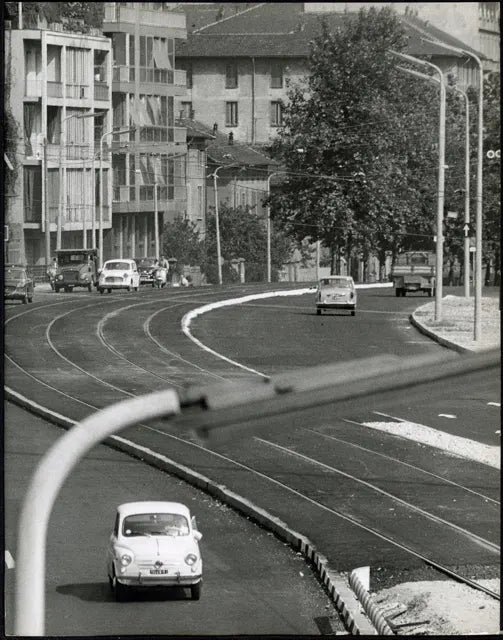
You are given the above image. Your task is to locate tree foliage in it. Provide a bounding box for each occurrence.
[269,7,475,277]
[202,204,294,283]
[162,217,203,267]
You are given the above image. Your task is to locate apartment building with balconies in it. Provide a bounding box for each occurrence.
[102,2,188,259]
[4,16,112,266]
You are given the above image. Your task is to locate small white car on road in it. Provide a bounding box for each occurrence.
[106,501,203,601]
[316,276,357,316]
[98,259,140,294]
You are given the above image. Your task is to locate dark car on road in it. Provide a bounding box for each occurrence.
[135,257,158,286]
[4,265,35,304]
[54,249,98,293]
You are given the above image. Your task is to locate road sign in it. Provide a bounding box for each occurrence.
[447,211,458,219]
[469,246,476,252]
[463,223,475,237]
[486,149,500,159]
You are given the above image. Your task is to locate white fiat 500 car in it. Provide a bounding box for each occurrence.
[316,276,357,316]
[98,259,140,294]
[107,501,203,601]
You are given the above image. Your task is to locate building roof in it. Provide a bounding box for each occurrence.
[176,3,484,59]
[207,139,280,168]
[177,2,261,34]
[180,118,216,141]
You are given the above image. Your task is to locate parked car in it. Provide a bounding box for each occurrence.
[53,248,98,293]
[4,265,34,304]
[136,257,158,286]
[98,259,140,294]
[316,276,357,316]
[106,501,203,601]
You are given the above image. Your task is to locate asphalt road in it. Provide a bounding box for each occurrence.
[4,283,500,634]
[4,402,345,636]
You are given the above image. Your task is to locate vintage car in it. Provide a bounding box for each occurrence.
[98,259,140,293]
[135,257,158,286]
[316,276,357,316]
[4,264,34,304]
[54,249,98,293]
[106,501,203,601]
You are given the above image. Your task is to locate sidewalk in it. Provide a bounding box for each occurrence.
[411,294,500,352]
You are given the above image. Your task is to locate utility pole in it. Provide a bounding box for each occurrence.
[43,138,50,269]
[154,180,159,260]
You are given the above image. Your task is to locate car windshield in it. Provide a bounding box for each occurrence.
[104,262,131,271]
[58,254,88,264]
[5,268,25,279]
[123,513,190,537]
[137,258,156,267]
[320,278,351,289]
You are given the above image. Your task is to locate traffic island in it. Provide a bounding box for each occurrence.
[411,295,500,352]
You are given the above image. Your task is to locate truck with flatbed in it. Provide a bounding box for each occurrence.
[391,251,435,297]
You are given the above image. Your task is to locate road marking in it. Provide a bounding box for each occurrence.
[369,411,500,469]
[488,402,500,407]
[438,414,457,419]
[5,550,15,569]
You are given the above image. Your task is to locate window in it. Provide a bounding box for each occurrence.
[225,102,238,127]
[181,101,193,119]
[24,167,42,222]
[225,62,238,89]
[185,62,193,89]
[270,101,283,127]
[94,110,106,145]
[270,61,283,88]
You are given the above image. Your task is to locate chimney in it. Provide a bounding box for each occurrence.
[213,122,218,135]
[228,132,234,145]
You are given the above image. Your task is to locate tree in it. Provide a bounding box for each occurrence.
[202,204,293,283]
[269,7,442,278]
[162,217,203,267]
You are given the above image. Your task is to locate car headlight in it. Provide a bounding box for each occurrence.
[57,274,63,280]
[123,272,129,279]
[119,553,133,567]
[185,553,198,566]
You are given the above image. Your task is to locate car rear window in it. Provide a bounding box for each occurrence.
[123,513,189,537]
[104,262,131,271]
[320,278,351,288]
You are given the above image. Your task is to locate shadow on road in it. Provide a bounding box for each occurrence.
[57,582,191,602]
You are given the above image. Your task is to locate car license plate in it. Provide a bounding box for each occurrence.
[150,569,169,574]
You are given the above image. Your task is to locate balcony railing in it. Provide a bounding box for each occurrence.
[113,185,136,202]
[66,83,89,99]
[94,82,110,101]
[139,67,173,84]
[104,3,186,30]
[139,185,174,201]
[47,81,63,98]
[139,126,172,143]
[174,69,186,87]
[112,65,135,83]
[65,144,91,161]
[48,205,109,223]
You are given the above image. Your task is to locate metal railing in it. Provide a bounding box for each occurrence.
[13,346,500,634]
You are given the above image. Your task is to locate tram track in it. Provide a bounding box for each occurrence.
[4,288,500,606]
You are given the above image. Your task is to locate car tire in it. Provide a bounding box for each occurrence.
[87,283,92,292]
[22,294,28,304]
[134,286,139,292]
[316,309,321,315]
[395,288,401,297]
[107,288,112,294]
[190,581,202,600]
[28,296,33,303]
[55,286,60,293]
[351,310,356,316]
[112,569,128,602]
[99,288,104,295]
[402,290,407,297]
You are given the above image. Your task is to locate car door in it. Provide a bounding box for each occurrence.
[132,263,140,287]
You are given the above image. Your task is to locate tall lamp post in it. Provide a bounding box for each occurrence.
[390,50,446,322]
[99,127,135,267]
[210,163,239,285]
[58,111,95,250]
[421,39,484,339]
[396,66,471,297]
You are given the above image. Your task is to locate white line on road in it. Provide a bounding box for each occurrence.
[438,414,457,419]
[487,402,500,407]
[5,550,15,569]
[369,411,500,469]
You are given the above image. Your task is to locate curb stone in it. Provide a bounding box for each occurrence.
[4,385,377,635]
[410,312,469,353]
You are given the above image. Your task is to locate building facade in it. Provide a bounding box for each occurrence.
[175,2,487,146]
[4,16,112,265]
[102,2,188,260]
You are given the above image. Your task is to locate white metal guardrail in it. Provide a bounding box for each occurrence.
[14,348,500,635]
